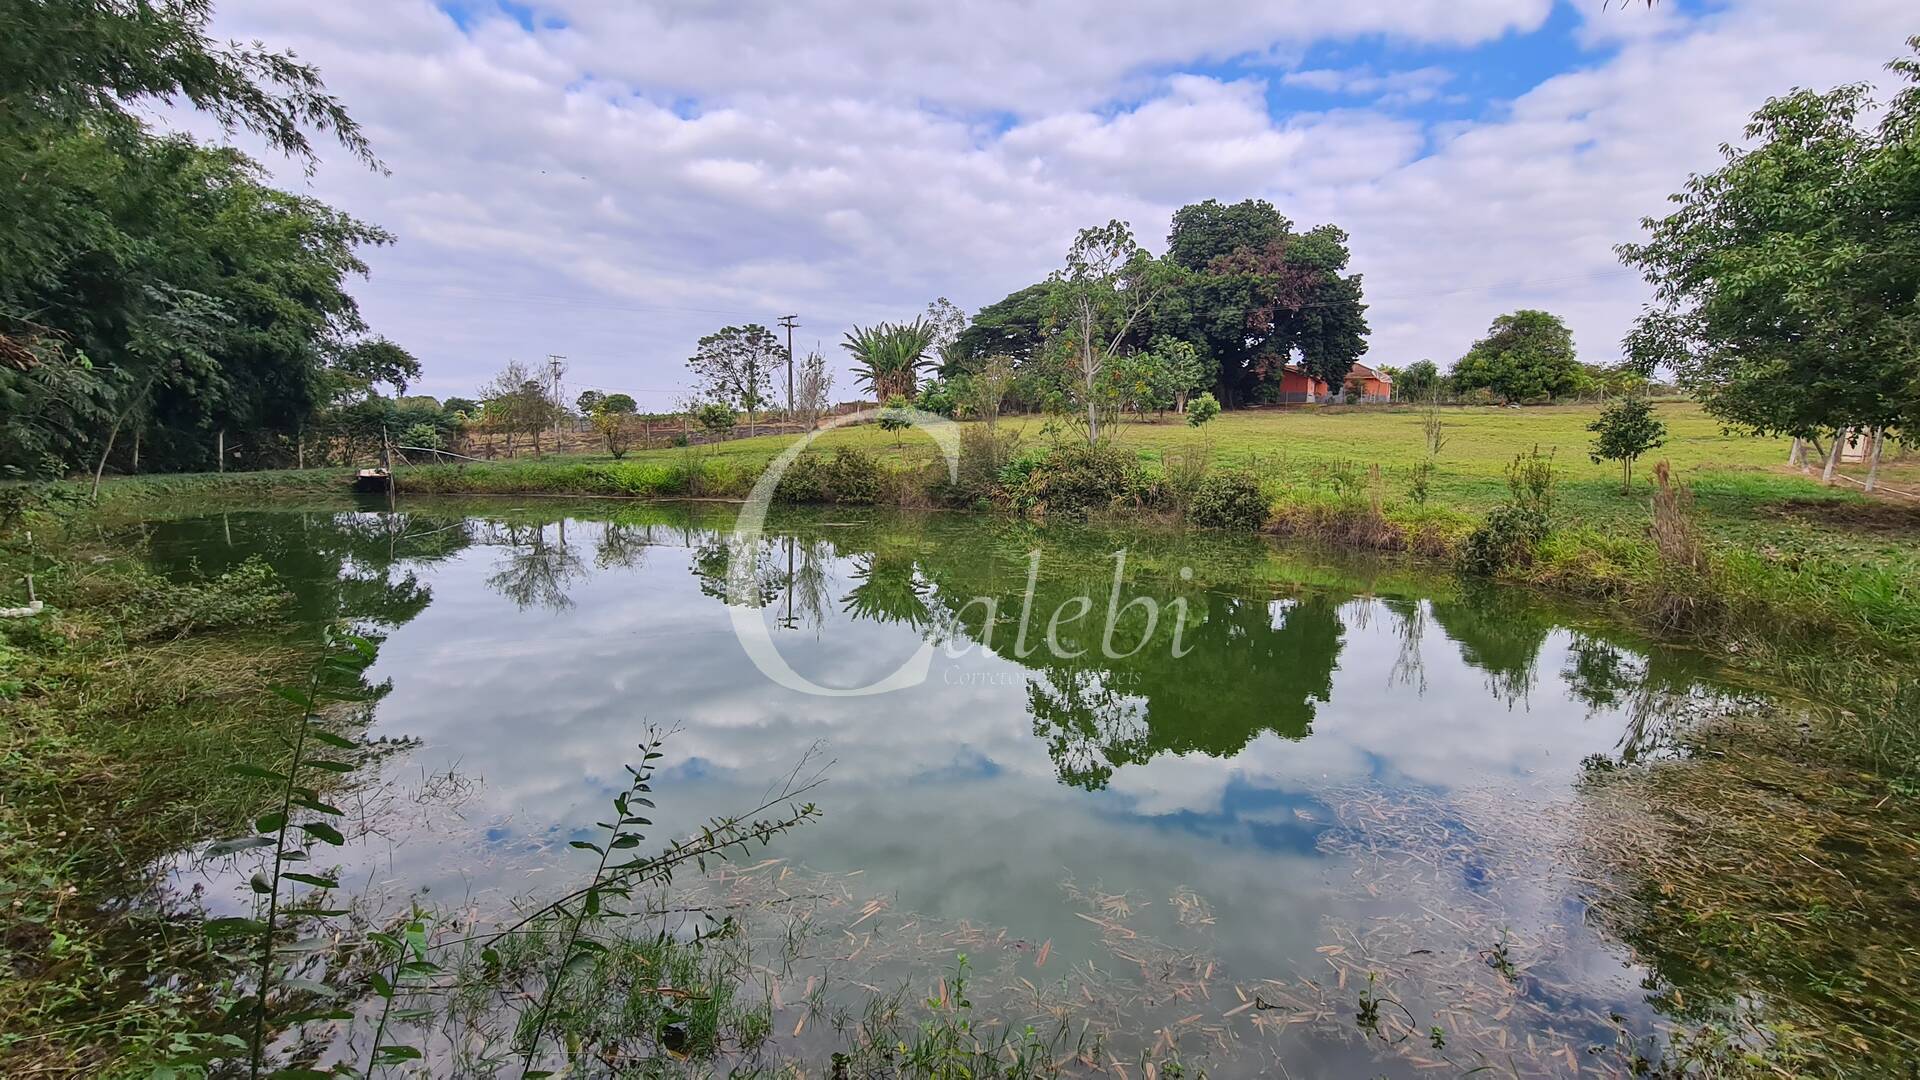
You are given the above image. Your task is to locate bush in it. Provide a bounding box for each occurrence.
[777,447,884,505]
[1459,446,1557,575]
[1186,392,1221,427]
[1459,502,1550,575]
[943,425,1020,506]
[1187,470,1270,530]
[694,403,736,435]
[1012,442,1144,518]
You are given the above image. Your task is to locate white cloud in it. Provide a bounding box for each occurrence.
[181,0,1914,401]
[1281,65,1459,106]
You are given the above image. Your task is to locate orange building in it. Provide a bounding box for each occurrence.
[1277,365,1329,402]
[1344,363,1393,402]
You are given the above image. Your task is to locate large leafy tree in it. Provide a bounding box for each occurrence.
[948,283,1056,376]
[1156,199,1370,405]
[1451,310,1580,403]
[689,324,779,434]
[1,0,394,478]
[1619,40,1920,460]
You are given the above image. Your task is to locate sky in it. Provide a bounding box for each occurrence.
[175,0,1914,406]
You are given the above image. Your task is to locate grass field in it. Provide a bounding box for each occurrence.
[378,401,1918,561]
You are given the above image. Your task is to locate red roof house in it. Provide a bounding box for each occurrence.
[1344,363,1393,402]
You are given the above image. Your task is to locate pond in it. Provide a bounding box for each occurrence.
[143,500,1755,1076]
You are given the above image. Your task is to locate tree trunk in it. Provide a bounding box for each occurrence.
[131,427,140,474]
[91,416,125,501]
[1865,427,1884,492]
[297,427,305,470]
[217,428,225,473]
[1621,458,1631,495]
[1821,432,1843,483]
[1788,437,1804,468]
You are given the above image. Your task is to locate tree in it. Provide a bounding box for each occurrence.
[694,402,736,436]
[1395,359,1442,401]
[1145,336,1214,413]
[1588,397,1668,492]
[1451,310,1579,403]
[688,324,777,435]
[592,412,636,458]
[842,319,936,401]
[968,355,1016,430]
[1187,392,1221,428]
[878,394,912,446]
[575,390,605,415]
[442,397,479,417]
[949,283,1055,376]
[1048,220,1174,444]
[1,0,388,478]
[1619,41,1920,464]
[478,360,554,456]
[598,393,637,415]
[794,349,833,429]
[923,297,969,374]
[1158,200,1369,405]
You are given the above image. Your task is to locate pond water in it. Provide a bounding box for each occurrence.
[144,500,1751,1076]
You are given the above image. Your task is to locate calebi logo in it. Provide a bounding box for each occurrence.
[725,406,960,696]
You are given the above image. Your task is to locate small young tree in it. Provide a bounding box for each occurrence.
[590,393,639,458]
[694,402,736,437]
[1047,220,1174,445]
[794,349,833,430]
[1588,396,1668,492]
[971,354,1016,430]
[878,394,912,447]
[1187,392,1221,428]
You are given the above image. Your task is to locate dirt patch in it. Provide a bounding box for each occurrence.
[1764,497,1920,535]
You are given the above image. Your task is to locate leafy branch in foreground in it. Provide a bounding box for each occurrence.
[200,630,380,1079]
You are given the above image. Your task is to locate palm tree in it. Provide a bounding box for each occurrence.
[841,318,936,401]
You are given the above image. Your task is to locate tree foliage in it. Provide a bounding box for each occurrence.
[688,324,778,431]
[1157,199,1370,404]
[1,0,398,478]
[1619,40,1920,444]
[842,318,936,402]
[1587,397,1668,492]
[1048,220,1175,444]
[1451,310,1580,403]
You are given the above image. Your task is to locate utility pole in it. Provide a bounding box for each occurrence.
[777,314,799,419]
[546,354,566,455]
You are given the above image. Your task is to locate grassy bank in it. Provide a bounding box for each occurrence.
[0,509,347,1073]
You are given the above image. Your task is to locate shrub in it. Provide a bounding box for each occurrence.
[694,403,735,436]
[944,425,1020,506]
[773,453,829,504]
[824,447,882,504]
[1012,441,1144,518]
[1459,446,1557,575]
[1188,470,1270,530]
[1186,392,1221,427]
[1155,443,1211,514]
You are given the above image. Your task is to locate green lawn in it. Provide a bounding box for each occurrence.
[459,402,1916,565]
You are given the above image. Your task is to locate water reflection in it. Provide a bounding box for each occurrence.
[145,504,1758,1056]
